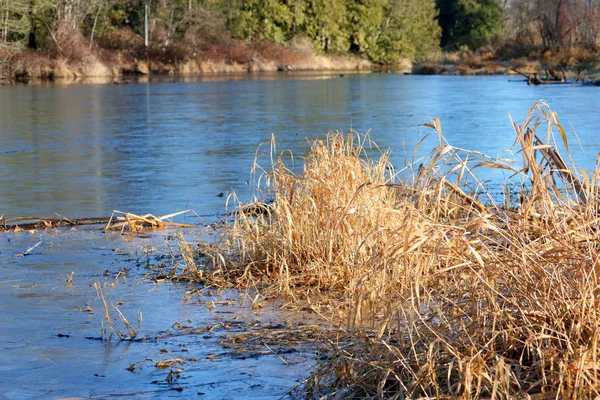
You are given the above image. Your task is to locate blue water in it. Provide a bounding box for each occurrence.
[1,73,598,218]
[0,73,598,398]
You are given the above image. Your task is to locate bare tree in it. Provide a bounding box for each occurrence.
[506,0,600,48]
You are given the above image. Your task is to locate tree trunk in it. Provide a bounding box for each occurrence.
[554,0,563,47]
[144,2,148,47]
[27,0,36,49]
[89,4,101,49]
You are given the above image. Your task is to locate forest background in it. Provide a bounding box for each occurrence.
[1,0,599,81]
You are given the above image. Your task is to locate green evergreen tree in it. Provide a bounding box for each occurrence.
[302,0,348,52]
[380,0,441,61]
[1,0,443,62]
[0,0,30,48]
[437,0,502,50]
[0,0,52,49]
[229,0,293,42]
[346,0,386,57]
[348,0,440,63]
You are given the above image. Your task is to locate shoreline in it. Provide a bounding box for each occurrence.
[0,49,382,85]
[2,45,599,85]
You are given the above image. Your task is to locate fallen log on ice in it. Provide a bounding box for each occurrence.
[0,216,112,231]
[0,210,200,232]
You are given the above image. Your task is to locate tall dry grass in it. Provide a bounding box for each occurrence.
[212,101,600,398]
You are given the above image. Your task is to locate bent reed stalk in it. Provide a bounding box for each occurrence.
[210,101,600,398]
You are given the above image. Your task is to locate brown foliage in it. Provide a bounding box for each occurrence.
[200,40,253,64]
[4,50,57,82]
[53,25,90,62]
[97,28,144,57]
[198,40,303,66]
[251,41,302,66]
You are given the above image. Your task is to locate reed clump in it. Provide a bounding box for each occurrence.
[212,101,600,397]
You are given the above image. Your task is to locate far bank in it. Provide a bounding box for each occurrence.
[0,41,381,84]
[3,42,600,85]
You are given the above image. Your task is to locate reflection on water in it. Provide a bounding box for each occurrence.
[2,74,600,219]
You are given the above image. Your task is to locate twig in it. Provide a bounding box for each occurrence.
[24,241,42,255]
[54,213,75,225]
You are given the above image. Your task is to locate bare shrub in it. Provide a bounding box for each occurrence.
[252,41,302,65]
[53,25,90,62]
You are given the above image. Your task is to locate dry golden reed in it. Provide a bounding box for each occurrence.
[212,101,600,398]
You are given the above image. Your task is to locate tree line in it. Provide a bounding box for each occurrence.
[1,0,599,64]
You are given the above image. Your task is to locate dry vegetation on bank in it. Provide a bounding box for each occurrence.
[414,46,600,79]
[5,38,600,85]
[0,31,374,84]
[207,101,600,397]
